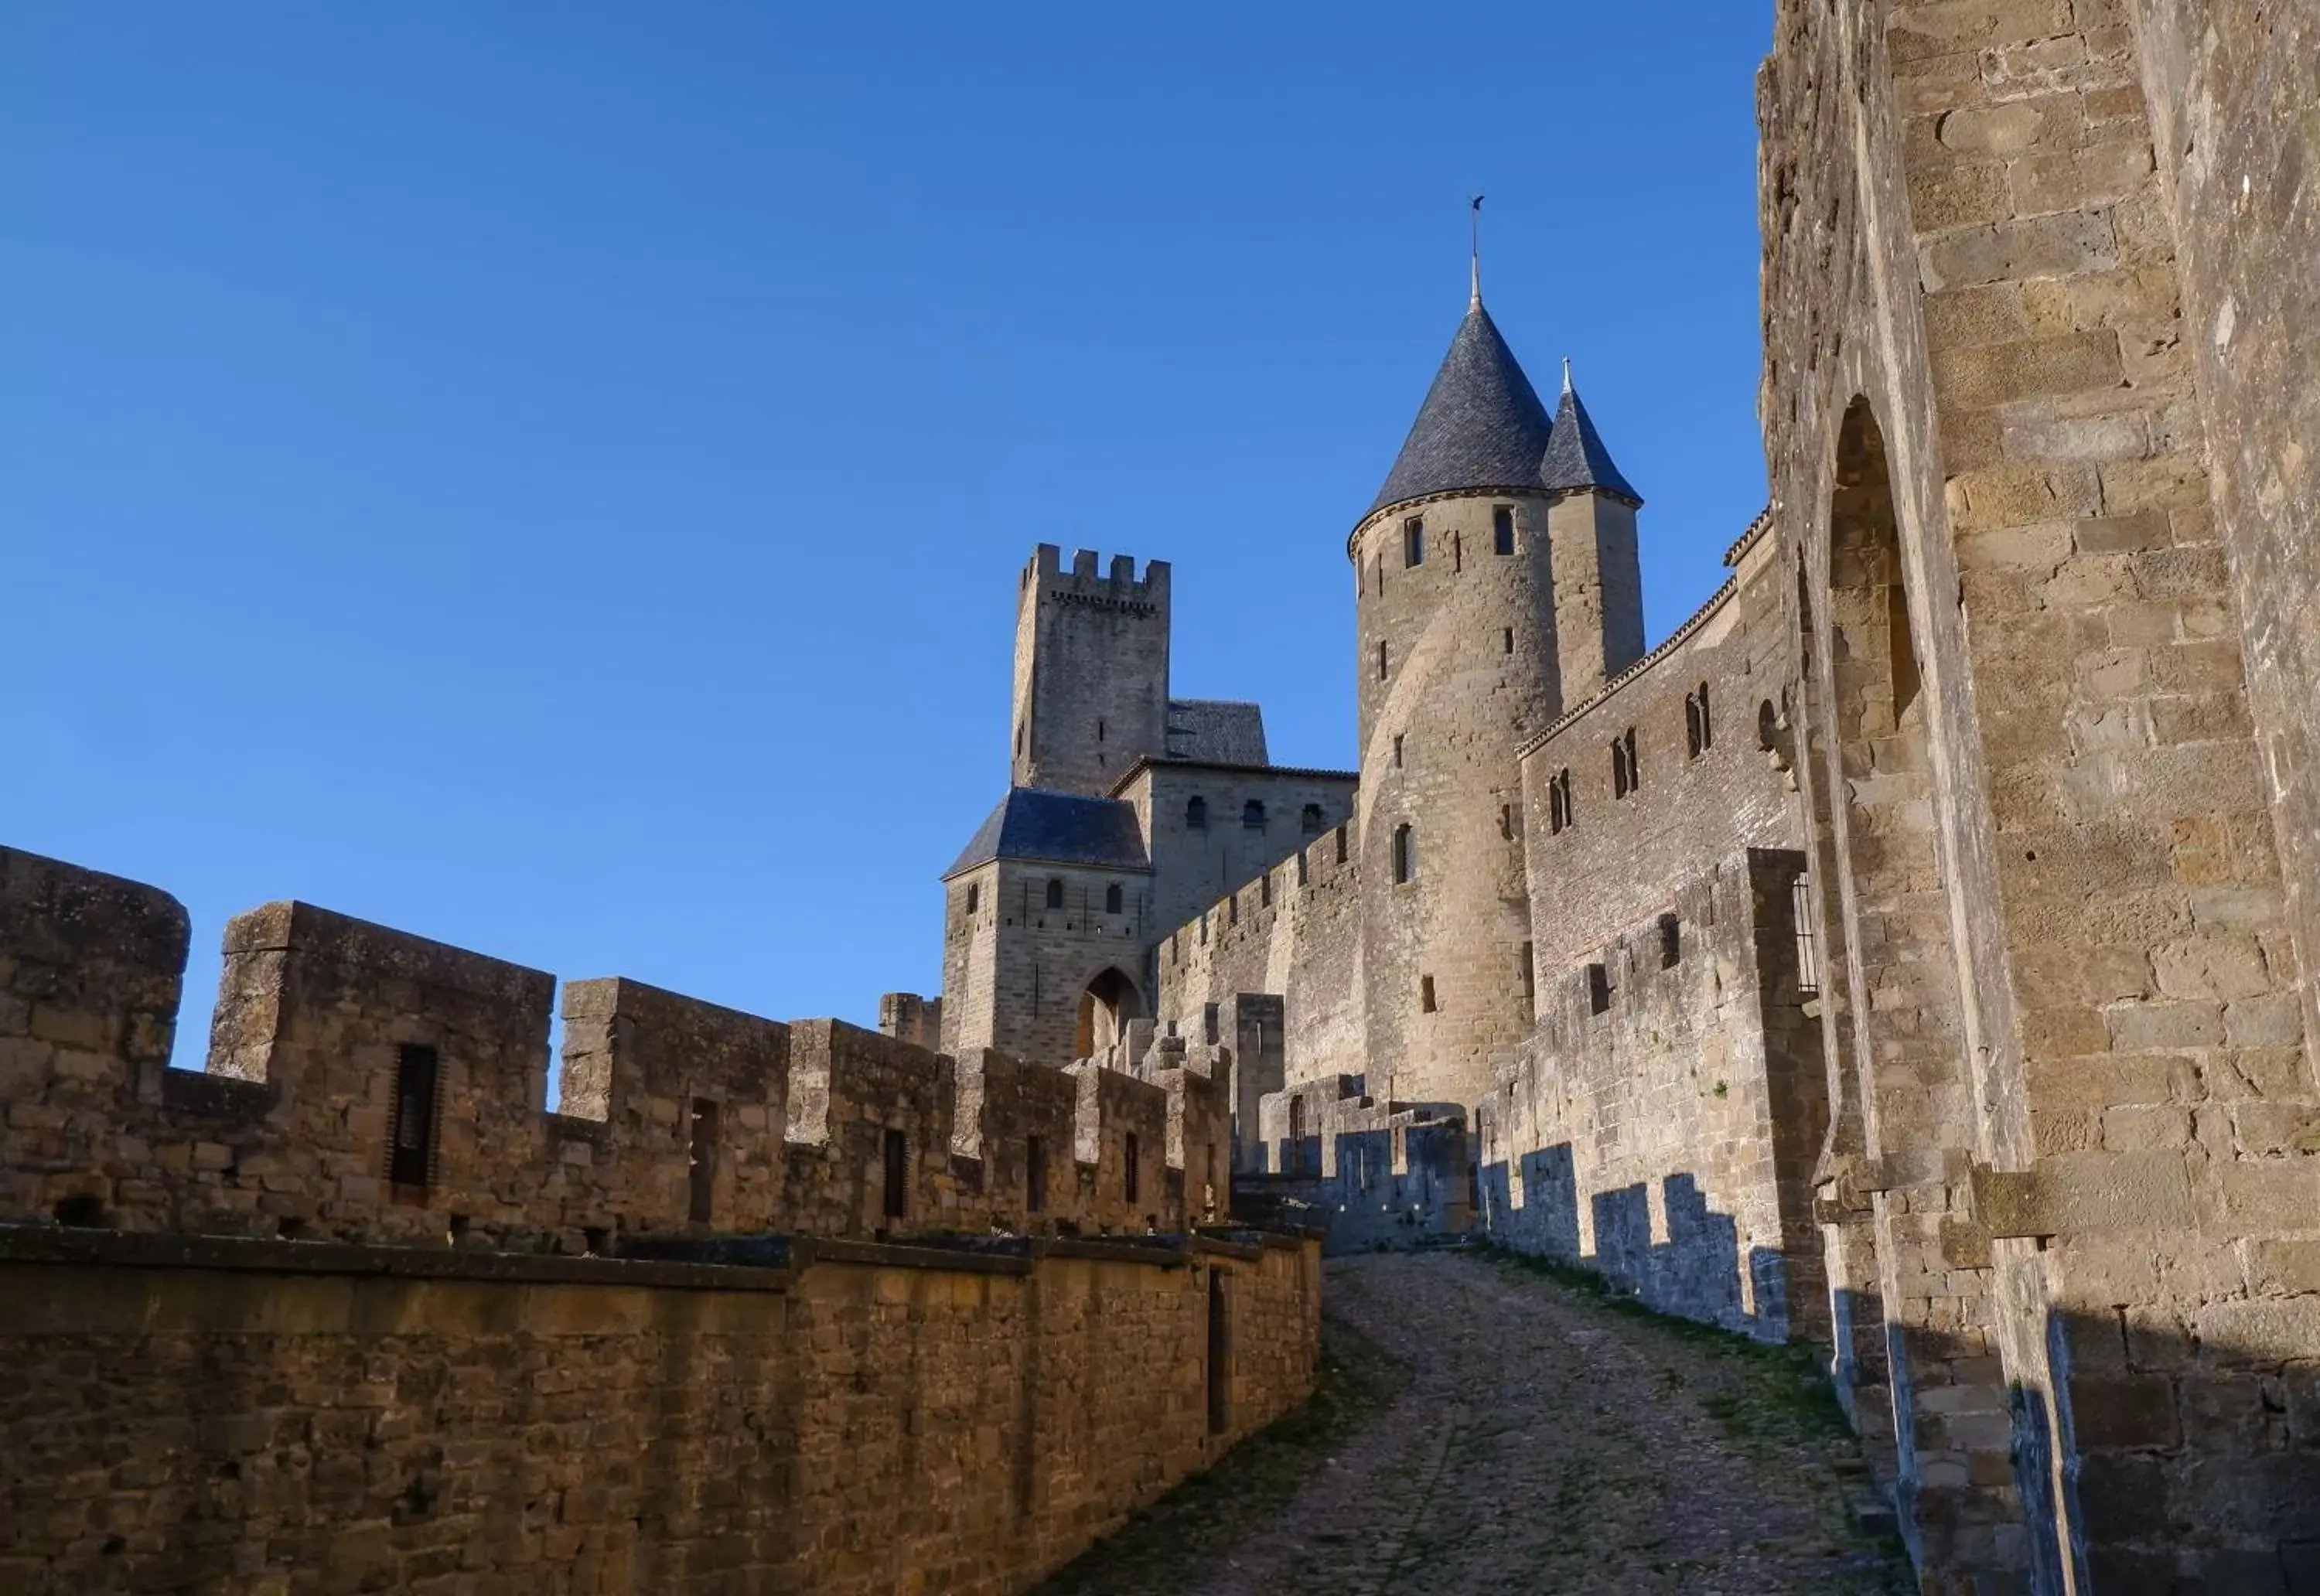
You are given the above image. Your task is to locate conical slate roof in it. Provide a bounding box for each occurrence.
[1539,373,1641,504]
[1366,302,1556,517]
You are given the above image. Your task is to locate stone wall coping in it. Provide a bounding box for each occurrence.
[0,1223,793,1293]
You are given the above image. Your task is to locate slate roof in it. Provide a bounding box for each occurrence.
[1366,302,1555,517]
[1165,699,1269,766]
[942,788,1151,880]
[1538,377,1641,504]
[1364,298,1643,522]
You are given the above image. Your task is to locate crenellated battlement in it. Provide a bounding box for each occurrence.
[0,844,1224,1251]
[1022,543,1171,598]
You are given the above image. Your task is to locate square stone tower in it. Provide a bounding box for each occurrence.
[1010,546,1172,795]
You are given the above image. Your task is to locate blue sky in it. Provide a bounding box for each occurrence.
[2,3,1773,1066]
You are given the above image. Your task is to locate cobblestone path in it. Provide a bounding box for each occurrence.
[1035,1248,1908,1596]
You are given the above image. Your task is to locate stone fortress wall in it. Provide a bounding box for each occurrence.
[1757,0,2320,1584]
[1,843,1316,1594]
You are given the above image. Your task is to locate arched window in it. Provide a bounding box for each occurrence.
[1686,684,1714,759]
[1391,824,1415,884]
[965,883,980,915]
[1300,803,1323,834]
[1045,878,1064,910]
[1186,795,1208,830]
[1403,516,1424,567]
[1548,769,1574,834]
[1241,800,1266,830]
[1104,883,1123,915]
[1377,640,1389,680]
[1612,728,1639,799]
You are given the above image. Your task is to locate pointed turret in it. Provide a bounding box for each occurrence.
[1541,361,1646,695]
[1366,302,1554,519]
[1539,363,1641,505]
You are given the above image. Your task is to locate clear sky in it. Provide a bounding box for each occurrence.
[2,3,1774,1068]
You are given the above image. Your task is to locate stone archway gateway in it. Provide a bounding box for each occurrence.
[1075,966,1142,1059]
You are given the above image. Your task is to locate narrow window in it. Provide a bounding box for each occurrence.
[1228,892,1240,925]
[687,1098,719,1223]
[1207,1271,1230,1434]
[1493,506,1515,555]
[1548,769,1573,834]
[1124,1132,1141,1202]
[1696,684,1712,751]
[1335,824,1349,864]
[1392,735,1404,769]
[1097,718,1106,742]
[1420,974,1437,1013]
[1104,882,1124,914]
[1452,530,1463,572]
[1392,824,1415,884]
[1301,803,1322,834]
[1186,795,1208,830]
[1659,913,1682,969]
[1296,849,1309,885]
[1260,871,1273,908]
[1403,517,1424,567]
[1203,1003,1220,1045]
[1588,963,1612,1015]
[1377,640,1389,680]
[1503,626,1514,655]
[387,1044,439,1190]
[1520,941,1536,1003]
[1376,552,1386,595]
[1026,1134,1048,1213]
[882,1127,909,1219]
[1046,878,1065,910]
[1686,694,1704,759]
[1241,800,1265,830]
[1793,874,1821,995]
[965,882,980,915]
[1612,728,1639,798]
[1015,721,1025,756]
[1199,914,1208,945]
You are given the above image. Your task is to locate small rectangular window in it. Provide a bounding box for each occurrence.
[882,1127,909,1219]
[387,1044,439,1190]
[1588,963,1612,1015]
[1124,1132,1141,1202]
[1335,824,1349,864]
[1260,871,1273,908]
[1026,1134,1048,1213]
[1403,517,1424,567]
[687,1097,719,1224]
[1377,639,1389,680]
[1419,974,1437,1013]
[1393,734,1404,768]
[1503,626,1514,655]
[1659,913,1682,969]
[1203,1003,1220,1045]
[1493,506,1515,555]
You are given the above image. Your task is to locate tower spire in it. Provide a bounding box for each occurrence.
[1468,194,1484,308]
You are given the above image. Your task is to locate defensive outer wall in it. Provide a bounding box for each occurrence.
[0,844,1319,1594]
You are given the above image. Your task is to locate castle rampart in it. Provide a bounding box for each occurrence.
[1475,849,1828,1341]
[1,841,1315,1593]
[2,844,1227,1249]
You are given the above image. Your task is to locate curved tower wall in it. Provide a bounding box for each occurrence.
[1353,489,1561,1110]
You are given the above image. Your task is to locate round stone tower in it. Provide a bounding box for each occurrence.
[1353,278,1642,1112]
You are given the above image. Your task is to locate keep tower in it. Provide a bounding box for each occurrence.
[1009,545,1172,795]
[1353,278,1643,1110]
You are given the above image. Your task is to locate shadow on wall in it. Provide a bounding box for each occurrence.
[1834,1302,2320,1592]
[1475,1148,1790,1343]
